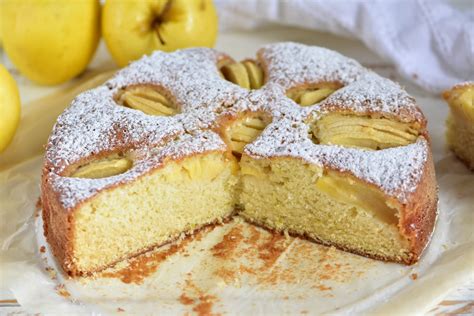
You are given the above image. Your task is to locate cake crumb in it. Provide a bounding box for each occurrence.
[34,197,42,218]
[55,284,70,298]
[39,246,46,253]
[410,273,418,280]
[117,307,125,312]
[45,266,57,280]
[314,284,332,291]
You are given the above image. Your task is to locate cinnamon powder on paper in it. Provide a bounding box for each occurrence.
[179,293,195,305]
[180,277,220,316]
[102,226,215,284]
[211,226,244,259]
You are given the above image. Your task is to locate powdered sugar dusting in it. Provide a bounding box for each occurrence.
[260,42,364,88]
[44,42,430,209]
[261,43,424,123]
[46,86,185,173]
[320,72,425,123]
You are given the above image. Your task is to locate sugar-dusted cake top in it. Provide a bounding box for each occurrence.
[44,42,429,209]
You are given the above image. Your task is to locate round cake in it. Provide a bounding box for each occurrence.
[41,42,438,277]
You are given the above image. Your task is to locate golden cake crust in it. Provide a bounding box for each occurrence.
[41,42,438,276]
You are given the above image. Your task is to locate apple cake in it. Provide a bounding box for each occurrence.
[41,42,438,277]
[443,82,474,170]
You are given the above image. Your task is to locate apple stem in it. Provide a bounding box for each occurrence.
[155,27,166,46]
[152,0,173,46]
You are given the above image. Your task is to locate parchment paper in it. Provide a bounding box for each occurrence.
[1,32,473,315]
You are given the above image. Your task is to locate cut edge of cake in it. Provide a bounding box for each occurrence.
[42,149,239,276]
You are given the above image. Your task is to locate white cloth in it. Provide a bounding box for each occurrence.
[215,0,474,93]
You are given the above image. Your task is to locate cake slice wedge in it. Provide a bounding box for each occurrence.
[443,82,474,170]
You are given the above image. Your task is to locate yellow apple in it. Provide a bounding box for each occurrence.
[103,0,218,67]
[0,7,3,47]
[0,64,21,153]
[0,0,100,85]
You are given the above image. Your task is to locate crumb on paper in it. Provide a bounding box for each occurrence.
[313,284,332,291]
[117,307,125,312]
[40,246,46,253]
[55,284,71,298]
[34,197,42,218]
[410,273,418,280]
[45,266,57,280]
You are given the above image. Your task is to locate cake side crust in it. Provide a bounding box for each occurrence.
[398,147,438,262]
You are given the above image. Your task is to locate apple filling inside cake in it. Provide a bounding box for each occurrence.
[312,113,420,150]
[117,85,178,116]
[71,153,133,179]
[220,114,270,156]
[219,59,265,90]
[287,83,341,106]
